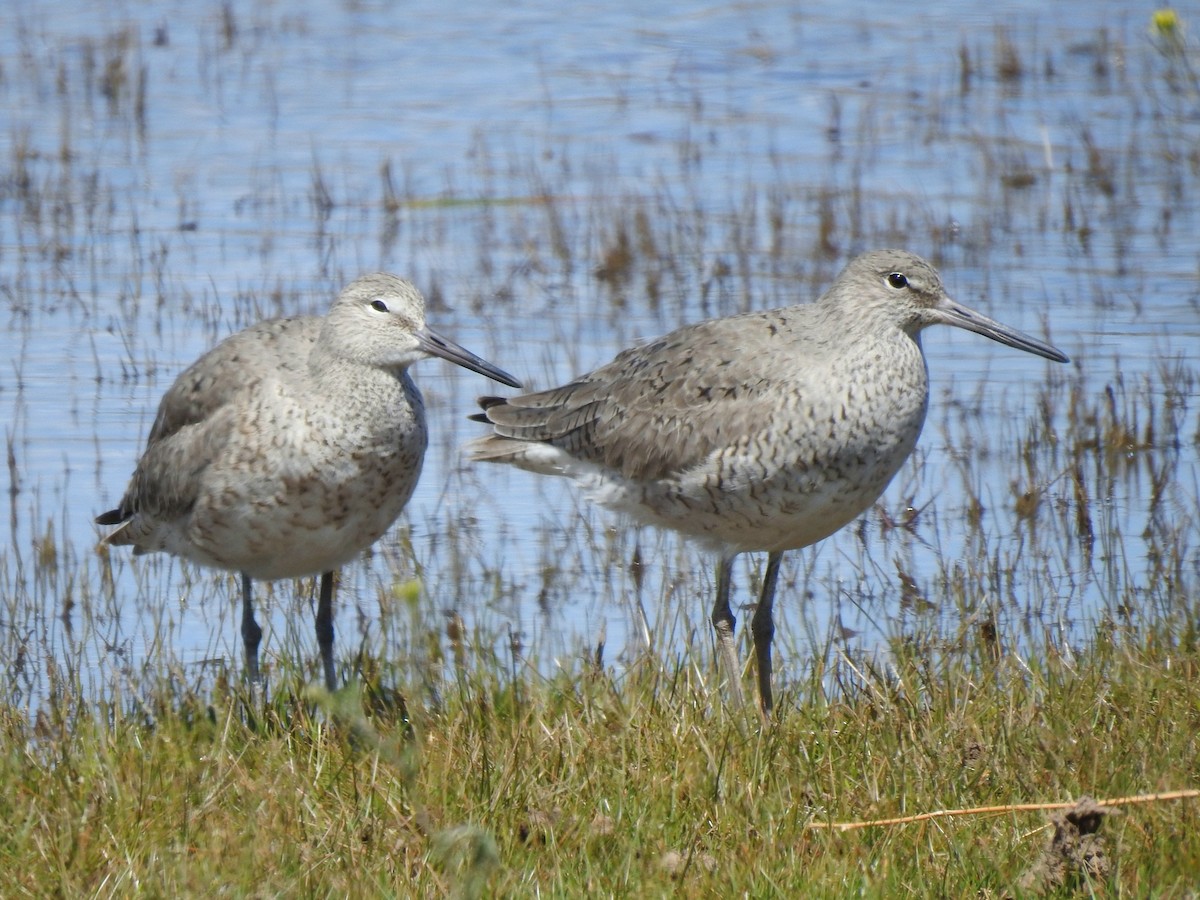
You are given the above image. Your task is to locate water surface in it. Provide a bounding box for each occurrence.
[2,0,1197,703]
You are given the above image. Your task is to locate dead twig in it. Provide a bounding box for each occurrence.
[806,788,1200,832]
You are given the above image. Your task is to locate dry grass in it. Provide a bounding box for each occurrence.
[2,5,1200,897]
[2,618,1198,896]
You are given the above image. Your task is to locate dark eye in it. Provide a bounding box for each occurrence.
[886,272,908,289]
[371,299,389,312]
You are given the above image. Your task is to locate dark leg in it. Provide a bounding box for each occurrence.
[710,554,746,709]
[315,571,337,691]
[241,573,263,683]
[751,552,783,715]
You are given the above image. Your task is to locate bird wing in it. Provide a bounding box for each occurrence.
[146,316,320,444]
[99,316,320,531]
[99,401,241,543]
[478,308,829,482]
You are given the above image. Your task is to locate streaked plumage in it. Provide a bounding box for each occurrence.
[468,250,1068,712]
[99,273,520,689]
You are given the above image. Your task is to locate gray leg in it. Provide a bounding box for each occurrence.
[315,571,337,691]
[751,552,782,714]
[710,554,746,709]
[240,573,262,683]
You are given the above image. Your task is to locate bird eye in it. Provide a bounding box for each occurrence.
[886,272,908,289]
[370,299,389,312]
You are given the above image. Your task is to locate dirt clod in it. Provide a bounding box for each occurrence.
[1016,797,1116,895]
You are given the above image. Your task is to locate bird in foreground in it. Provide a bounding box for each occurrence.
[98,273,520,691]
[467,249,1068,713]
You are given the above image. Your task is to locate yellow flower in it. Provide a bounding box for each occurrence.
[1152,8,1180,38]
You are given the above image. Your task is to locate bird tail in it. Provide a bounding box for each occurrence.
[462,434,528,464]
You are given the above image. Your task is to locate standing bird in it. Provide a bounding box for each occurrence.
[98,273,520,690]
[467,250,1068,713]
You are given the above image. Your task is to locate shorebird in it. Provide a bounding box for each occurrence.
[98,273,520,691]
[466,250,1068,713]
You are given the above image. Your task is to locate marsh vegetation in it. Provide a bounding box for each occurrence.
[1,1,1198,894]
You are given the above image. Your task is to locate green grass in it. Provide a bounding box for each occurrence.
[3,7,1199,897]
[3,622,1198,897]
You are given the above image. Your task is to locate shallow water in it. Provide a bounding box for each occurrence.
[1,0,1197,703]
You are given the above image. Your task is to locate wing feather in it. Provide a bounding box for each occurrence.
[475,307,828,482]
[99,316,320,532]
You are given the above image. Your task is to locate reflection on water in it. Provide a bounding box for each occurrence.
[1,0,1197,703]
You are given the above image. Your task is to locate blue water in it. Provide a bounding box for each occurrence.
[1,0,1197,702]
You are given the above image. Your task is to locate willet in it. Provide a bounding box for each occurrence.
[98,273,520,691]
[467,249,1068,713]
